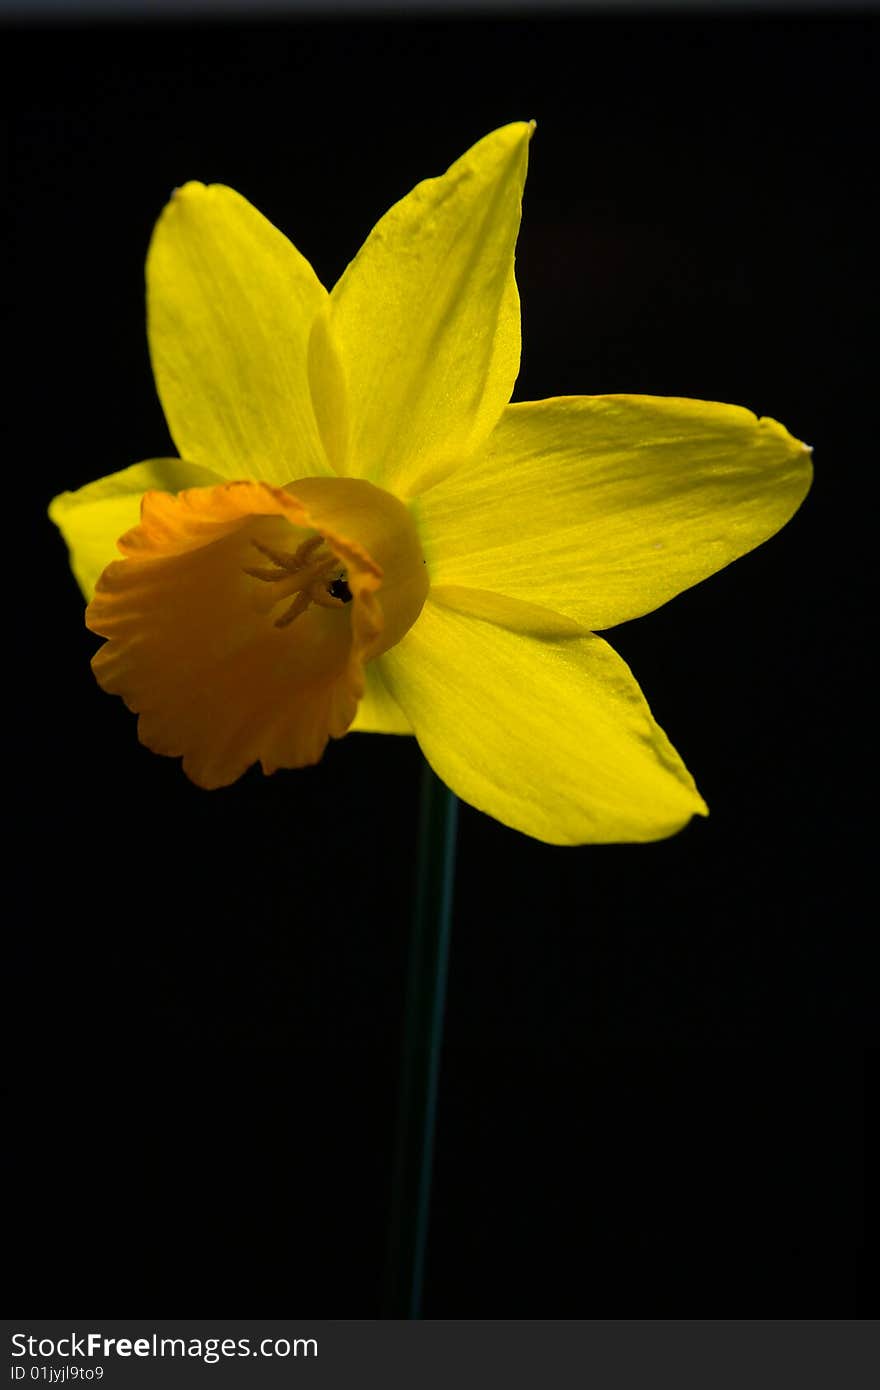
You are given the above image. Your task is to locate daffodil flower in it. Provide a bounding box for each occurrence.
[50,123,812,844]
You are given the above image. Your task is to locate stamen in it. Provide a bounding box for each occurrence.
[309,589,346,612]
[252,535,325,572]
[244,534,351,628]
[274,591,312,628]
[242,564,295,582]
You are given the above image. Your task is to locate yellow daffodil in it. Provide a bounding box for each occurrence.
[50,122,812,844]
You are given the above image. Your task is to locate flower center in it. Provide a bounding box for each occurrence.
[243,533,353,628]
[86,476,429,788]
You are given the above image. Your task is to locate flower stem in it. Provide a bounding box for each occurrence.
[383,759,458,1318]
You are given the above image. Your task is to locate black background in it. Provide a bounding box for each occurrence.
[7,8,874,1314]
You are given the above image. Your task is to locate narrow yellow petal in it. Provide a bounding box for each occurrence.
[431,584,583,637]
[147,182,332,484]
[381,598,707,845]
[330,123,532,496]
[49,458,223,600]
[350,662,413,735]
[307,304,350,475]
[417,396,813,630]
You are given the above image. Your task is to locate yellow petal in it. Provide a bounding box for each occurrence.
[307,303,350,475]
[431,584,583,637]
[147,182,332,484]
[417,396,813,630]
[381,598,707,845]
[87,478,427,788]
[330,123,532,497]
[49,458,223,600]
[350,663,413,735]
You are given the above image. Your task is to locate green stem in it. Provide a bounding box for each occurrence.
[383,759,458,1318]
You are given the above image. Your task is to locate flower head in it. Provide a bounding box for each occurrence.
[50,123,812,844]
